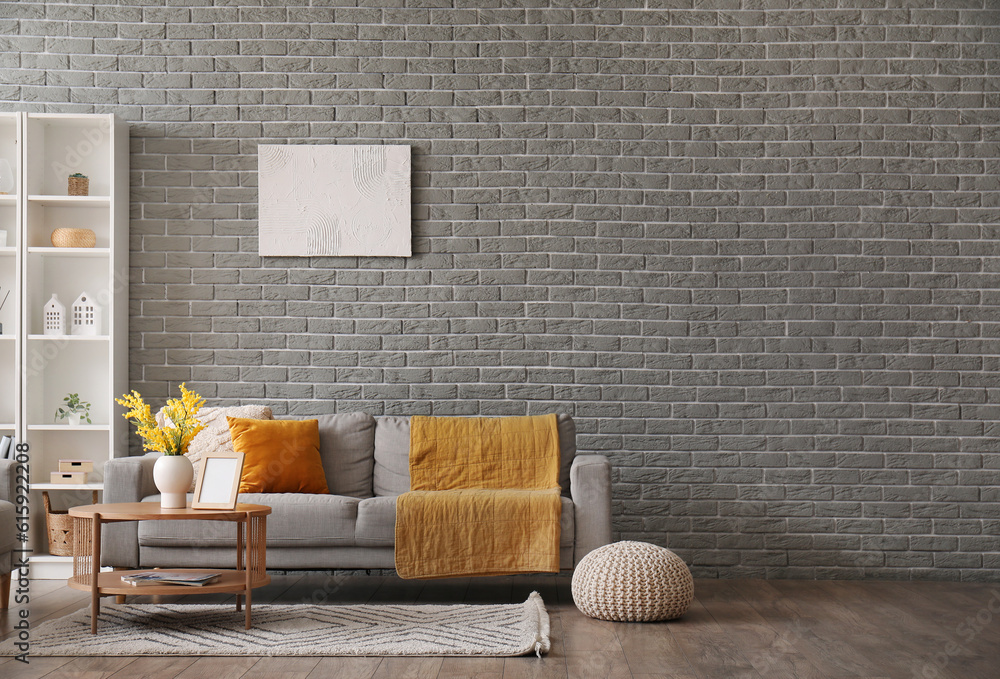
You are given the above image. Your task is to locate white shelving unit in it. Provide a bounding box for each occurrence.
[8,113,129,579]
[0,113,21,464]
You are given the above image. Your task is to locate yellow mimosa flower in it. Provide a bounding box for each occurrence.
[115,383,206,455]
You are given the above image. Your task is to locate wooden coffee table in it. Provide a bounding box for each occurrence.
[68,502,271,634]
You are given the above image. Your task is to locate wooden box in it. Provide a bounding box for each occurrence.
[58,459,94,473]
[50,471,87,484]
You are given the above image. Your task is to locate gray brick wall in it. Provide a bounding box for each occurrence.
[4,0,1000,581]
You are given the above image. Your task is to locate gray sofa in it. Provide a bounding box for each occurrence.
[102,413,612,572]
[1,458,17,608]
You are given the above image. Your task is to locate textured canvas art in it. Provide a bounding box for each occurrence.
[258,144,411,257]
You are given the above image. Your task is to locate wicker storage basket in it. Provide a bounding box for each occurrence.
[51,228,96,248]
[43,490,99,557]
[43,491,74,556]
[68,176,89,196]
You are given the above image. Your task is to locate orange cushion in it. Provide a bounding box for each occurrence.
[227,417,330,494]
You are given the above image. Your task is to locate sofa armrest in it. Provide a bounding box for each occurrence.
[570,454,612,566]
[101,453,159,568]
[0,458,17,505]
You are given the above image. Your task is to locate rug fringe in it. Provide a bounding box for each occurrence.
[526,591,551,657]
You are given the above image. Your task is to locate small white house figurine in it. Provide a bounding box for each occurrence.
[71,292,101,336]
[44,294,66,335]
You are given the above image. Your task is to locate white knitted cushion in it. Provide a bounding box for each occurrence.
[572,541,694,622]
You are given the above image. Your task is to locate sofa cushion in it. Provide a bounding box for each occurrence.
[137,493,358,548]
[315,412,375,498]
[355,495,575,549]
[373,416,411,497]
[230,418,330,494]
[372,414,576,497]
[555,414,576,494]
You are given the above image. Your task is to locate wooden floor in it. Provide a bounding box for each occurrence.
[1,573,998,678]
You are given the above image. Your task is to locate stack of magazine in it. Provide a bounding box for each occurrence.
[120,571,222,587]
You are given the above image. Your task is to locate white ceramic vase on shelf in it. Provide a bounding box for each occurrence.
[153,455,193,509]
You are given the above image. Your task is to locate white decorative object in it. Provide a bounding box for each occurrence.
[153,455,194,509]
[43,294,66,336]
[572,541,694,622]
[258,144,411,257]
[70,291,101,336]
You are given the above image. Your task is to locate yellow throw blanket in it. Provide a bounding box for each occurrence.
[395,414,562,579]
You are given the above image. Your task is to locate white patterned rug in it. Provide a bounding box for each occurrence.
[3,593,550,657]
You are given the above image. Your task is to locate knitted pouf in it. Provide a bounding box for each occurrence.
[572,541,694,622]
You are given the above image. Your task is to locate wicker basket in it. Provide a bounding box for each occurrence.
[43,490,99,557]
[51,227,96,248]
[68,176,89,196]
[43,491,74,556]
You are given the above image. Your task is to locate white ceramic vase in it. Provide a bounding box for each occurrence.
[153,454,193,509]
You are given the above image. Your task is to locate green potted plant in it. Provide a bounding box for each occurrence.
[55,393,92,426]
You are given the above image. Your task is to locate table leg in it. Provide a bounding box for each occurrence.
[113,567,127,604]
[91,516,101,635]
[245,517,252,630]
[236,518,243,613]
[0,572,10,610]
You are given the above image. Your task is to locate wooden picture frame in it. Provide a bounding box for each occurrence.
[192,451,245,510]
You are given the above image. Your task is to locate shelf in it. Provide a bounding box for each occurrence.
[28,424,110,431]
[0,247,15,255]
[0,422,13,429]
[30,555,73,564]
[69,569,270,596]
[27,246,109,256]
[28,195,111,208]
[31,482,103,491]
[0,195,15,204]
[28,334,109,341]
[29,556,110,580]
[0,335,14,341]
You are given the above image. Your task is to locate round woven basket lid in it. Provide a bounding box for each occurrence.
[51,228,96,248]
[572,541,694,622]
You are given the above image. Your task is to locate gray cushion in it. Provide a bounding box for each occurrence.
[355,496,396,546]
[315,412,376,498]
[373,416,411,497]
[355,495,576,549]
[555,414,576,494]
[137,493,359,548]
[372,414,576,497]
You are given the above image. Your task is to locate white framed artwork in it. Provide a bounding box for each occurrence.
[258,144,412,257]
